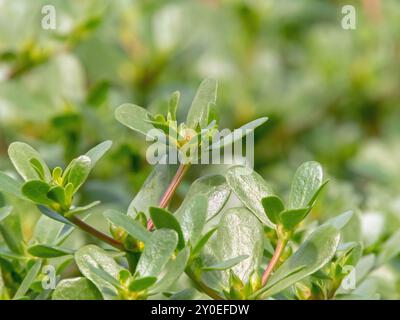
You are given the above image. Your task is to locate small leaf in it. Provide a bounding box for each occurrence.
[0,172,24,200]
[128,276,157,292]
[150,207,185,250]
[8,142,51,181]
[47,186,67,207]
[176,195,207,245]
[136,229,178,278]
[0,206,13,223]
[289,161,323,209]
[115,104,158,140]
[13,260,42,299]
[0,211,24,254]
[68,201,100,215]
[28,244,73,258]
[67,156,92,192]
[29,158,46,180]
[209,117,268,150]
[22,180,54,205]
[103,209,150,243]
[376,230,400,266]
[261,196,285,225]
[85,140,112,168]
[32,215,66,245]
[191,227,218,257]
[279,207,310,230]
[52,277,103,300]
[186,78,218,129]
[168,91,180,121]
[37,205,73,226]
[202,255,249,271]
[226,166,274,227]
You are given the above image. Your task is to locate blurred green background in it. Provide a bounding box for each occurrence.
[1,0,400,298]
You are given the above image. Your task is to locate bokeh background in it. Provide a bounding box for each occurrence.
[1,0,400,298]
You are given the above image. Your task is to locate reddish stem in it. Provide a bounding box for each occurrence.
[261,238,287,287]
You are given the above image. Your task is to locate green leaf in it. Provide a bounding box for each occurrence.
[323,210,354,230]
[75,245,124,300]
[68,201,100,215]
[22,180,54,205]
[261,196,285,225]
[176,195,207,245]
[66,155,92,192]
[186,78,218,129]
[103,209,150,243]
[150,207,185,250]
[254,224,341,299]
[203,208,263,288]
[115,104,158,140]
[202,255,249,271]
[85,140,112,168]
[128,163,177,217]
[32,215,66,245]
[8,142,51,181]
[191,227,218,257]
[168,91,180,121]
[177,175,230,221]
[289,161,323,209]
[27,244,73,258]
[128,276,157,292]
[0,211,24,254]
[279,207,310,230]
[226,166,274,227]
[52,277,103,300]
[0,206,13,223]
[150,247,190,294]
[37,205,73,226]
[0,249,26,260]
[13,260,42,299]
[0,172,24,199]
[136,229,178,278]
[47,186,67,207]
[376,230,400,266]
[209,117,268,150]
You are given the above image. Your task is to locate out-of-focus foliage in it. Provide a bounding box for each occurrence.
[1,0,400,299]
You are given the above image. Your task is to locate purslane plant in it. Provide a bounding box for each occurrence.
[0,79,392,300]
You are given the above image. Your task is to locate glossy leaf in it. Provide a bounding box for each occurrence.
[191,227,218,257]
[22,180,54,205]
[52,277,103,300]
[75,245,124,300]
[289,161,323,209]
[37,205,73,225]
[150,247,190,294]
[8,142,51,181]
[28,244,73,258]
[226,166,274,227]
[261,195,284,225]
[176,195,207,245]
[128,276,157,292]
[177,175,230,220]
[209,117,268,150]
[85,140,112,168]
[47,186,67,207]
[186,78,218,129]
[149,207,185,250]
[103,209,150,243]
[67,155,92,192]
[128,163,177,217]
[0,172,24,199]
[32,215,66,244]
[115,104,157,140]
[136,229,178,278]
[279,207,310,230]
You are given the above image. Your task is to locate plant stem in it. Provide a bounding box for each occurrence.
[185,268,224,300]
[68,215,124,251]
[261,237,288,287]
[147,163,190,230]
